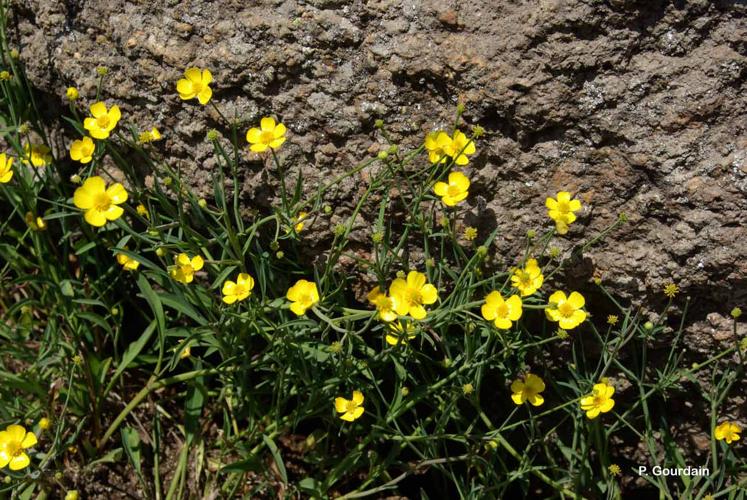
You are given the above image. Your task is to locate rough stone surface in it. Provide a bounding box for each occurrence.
[10,0,747,458]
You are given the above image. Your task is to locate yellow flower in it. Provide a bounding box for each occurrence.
[0,424,37,471]
[116,251,140,271]
[0,70,10,80]
[65,491,79,500]
[294,211,308,232]
[83,102,121,139]
[545,291,587,330]
[38,418,50,431]
[481,291,523,329]
[176,67,213,105]
[334,391,365,422]
[286,279,320,316]
[607,315,619,325]
[70,136,95,164]
[136,203,149,219]
[608,464,621,476]
[445,130,476,166]
[389,271,438,320]
[0,153,14,183]
[222,273,255,304]
[545,192,582,235]
[66,87,79,101]
[463,226,478,241]
[169,254,204,284]
[433,171,470,207]
[138,127,162,144]
[385,321,417,346]
[23,143,51,167]
[25,212,47,231]
[714,421,741,444]
[73,176,128,227]
[510,258,544,297]
[367,286,398,322]
[424,131,452,164]
[510,373,545,406]
[663,282,679,299]
[579,382,615,419]
[246,117,287,153]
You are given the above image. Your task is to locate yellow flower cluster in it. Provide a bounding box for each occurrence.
[546,191,582,235]
[424,129,475,166]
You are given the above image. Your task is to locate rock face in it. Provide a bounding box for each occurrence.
[11,0,747,330]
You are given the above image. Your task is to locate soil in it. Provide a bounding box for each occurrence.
[7,0,747,497]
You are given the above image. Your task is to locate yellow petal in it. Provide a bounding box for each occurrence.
[85,209,107,227]
[273,123,286,138]
[201,68,213,84]
[352,391,364,405]
[433,181,448,196]
[106,183,128,204]
[511,393,524,405]
[420,284,438,304]
[557,191,571,203]
[90,101,107,118]
[73,186,95,209]
[104,205,124,221]
[176,79,194,98]
[185,67,202,83]
[222,281,236,296]
[545,197,558,210]
[409,305,426,320]
[177,254,191,266]
[9,452,30,471]
[290,301,307,316]
[529,394,544,406]
[109,105,121,125]
[406,271,426,289]
[568,199,582,211]
[350,406,364,420]
[246,128,261,143]
[21,431,37,449]
[250,143,268,153]
[6,424,26,443]
[197,86,212,105]
[260,117,276,131]
[191,256,204,271]
[334,397,348,413]
[451,171,470,191]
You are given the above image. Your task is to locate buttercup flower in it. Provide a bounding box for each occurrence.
[25,212,46,231]
[23,143,51,167]
[334,391,365,422]
[38,418,50,431]
[176,67,213,105]
[169,254,204,284]
[73,176,128,227]
[608,464,621,476]
[0,153,13,183]
[70,136,95,164]
[0,424,38,471]
[510,373,545,406]
[287,279,320,316]
[136,203,149,219]
[367,286,398,322]
[385,321,417,346]
[481,291,523,329]
[714,421,741,444]
[66,87,79,101]
[138,127,162,144]
[545,291,587,330]
[116,251,140,271]
[222,273,255,304]
[510,258,544,297]
[84,102,121,139]
[294,211,308,232]
[424,131,452,164]
[546,191,582,235]
[445,129,476,166]
[579,382,615,419]
[433,171,470,207]
[389,271,438,320]
[246,117,286,152]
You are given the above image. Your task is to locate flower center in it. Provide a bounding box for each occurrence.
[517,271,531,286]
[447,185,461,197]
[94,192,112,212]
[260,130,275,144]
[593,395,604,407]
[345,400,358,412]
[234,284,247,296]
[405,288,422,307]
[558,301,575,317]
[496,302,509,318]
[557,201,570,213]
[6,441,22,457]
[191,81,203,93]
[96,115,110,129]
